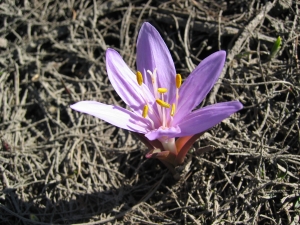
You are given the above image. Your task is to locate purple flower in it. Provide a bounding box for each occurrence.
[71,22,243,167]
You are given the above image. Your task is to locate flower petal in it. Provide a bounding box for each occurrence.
[175,132,204,165]
[70,101,149,133]
[145,125,181,141]
[177,101,243,136]
[173,51,226,124]
[106,48,156,117]
[136,22,176,104]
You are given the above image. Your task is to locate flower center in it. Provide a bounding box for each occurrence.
[136,69,182,129]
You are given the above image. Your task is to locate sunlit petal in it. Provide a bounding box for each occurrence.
[71,101,149,133]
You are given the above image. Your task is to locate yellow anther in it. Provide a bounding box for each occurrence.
[156,99,170,108]
[142,105,148,118]
[176,74,182,88]
[170,103,176,116]
[157,88,168,94]
[136,71,143,86]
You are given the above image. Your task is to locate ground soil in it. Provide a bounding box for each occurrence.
[0,0,299,224]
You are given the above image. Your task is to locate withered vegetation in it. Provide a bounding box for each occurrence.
[0,0,299,224]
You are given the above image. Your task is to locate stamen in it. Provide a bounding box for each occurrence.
[157,88,168,93]
[147,69,158,98]
[158,88,168,127]
[176,74,182,88]
[142,105,148,118]
[175,74,181,112]
[170,103,176,116]
[147,69,162,122]
[136,71,143,86]
[136,70,160,126]
[156,99,170,108]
